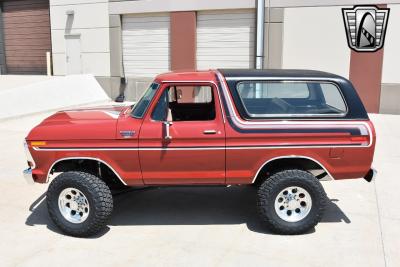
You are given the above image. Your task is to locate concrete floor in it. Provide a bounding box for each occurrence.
[0,112,398,267]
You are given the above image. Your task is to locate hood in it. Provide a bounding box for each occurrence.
[27,105,132,140]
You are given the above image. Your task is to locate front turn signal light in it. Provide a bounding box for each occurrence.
[31,141,47,146]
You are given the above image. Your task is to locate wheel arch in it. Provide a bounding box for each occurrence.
[47,157,127,186]
[252,155,334,184]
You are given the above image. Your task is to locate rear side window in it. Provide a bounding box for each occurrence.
[320,83,347,112]
[236,81,347,118]
[238,82,309,99]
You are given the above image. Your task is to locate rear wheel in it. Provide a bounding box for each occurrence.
[46,171,113,237]
[257,169,327,234]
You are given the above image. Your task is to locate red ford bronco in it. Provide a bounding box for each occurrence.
[24,69,376,237]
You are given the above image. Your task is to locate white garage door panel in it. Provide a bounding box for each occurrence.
[198,10,255,20]
[199,55,252,61]
[122,13,170,78]
[122,47,168,55]
[123,68,168,77]
[197,10,255,70]
[124,62,169,69]
[123,55,168,61]
[199,42,254,48]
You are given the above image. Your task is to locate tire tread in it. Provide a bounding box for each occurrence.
[257,169,327,235]
[46,171,113,237]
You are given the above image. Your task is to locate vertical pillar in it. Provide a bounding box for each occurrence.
[264,7,284,69]
[0,4,6,74]
[256,0,265,69]
[170,12,196,71]
[349,49,384,113]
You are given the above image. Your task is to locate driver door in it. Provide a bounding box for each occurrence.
[138,83,226,185]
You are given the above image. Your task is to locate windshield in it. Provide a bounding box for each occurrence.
[131,82,160,118]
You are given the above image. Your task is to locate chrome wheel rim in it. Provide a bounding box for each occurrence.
[58,187,90,224]
[274,186,312,222]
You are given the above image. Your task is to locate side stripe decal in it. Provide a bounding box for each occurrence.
[34,143,366,152]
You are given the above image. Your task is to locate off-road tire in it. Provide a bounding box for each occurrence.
[257,169,327,234]
[46,171,113,237]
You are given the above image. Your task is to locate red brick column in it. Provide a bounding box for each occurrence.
[170,12,196,71]
[349,48,384,113]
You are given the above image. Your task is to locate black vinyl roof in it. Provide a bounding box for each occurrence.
[218,68,345,80]
[218,69,369,120]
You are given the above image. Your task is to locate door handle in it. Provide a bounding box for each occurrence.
[163,121,173,140]
[203,130,217,135]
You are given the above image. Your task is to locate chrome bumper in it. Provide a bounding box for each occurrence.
[23,168,35,184]
[364,168,377,182]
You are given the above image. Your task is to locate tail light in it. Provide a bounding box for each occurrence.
[350,135,370,145]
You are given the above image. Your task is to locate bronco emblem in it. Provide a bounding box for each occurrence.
[342,5,390,52]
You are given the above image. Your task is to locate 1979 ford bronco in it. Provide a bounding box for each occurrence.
[23,69,376,237]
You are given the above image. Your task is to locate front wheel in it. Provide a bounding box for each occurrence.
[46,171,113,237]
[257,169,327,234]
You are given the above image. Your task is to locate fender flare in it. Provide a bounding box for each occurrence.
[251,155,334,183]
[46,156,127,185]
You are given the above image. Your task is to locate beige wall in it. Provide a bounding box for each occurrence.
[109,0,254,14]
[282,6,351,78]
[48,0,400,107]
[264,8,284,68]
[110,0,400,13]
[50,0,112,76]
[50,0,123,98]
[270,0,400,8]
[382,4,400,84]
[380,5,400,114]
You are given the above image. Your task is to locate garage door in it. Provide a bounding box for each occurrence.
[197,10,255,70]
[2,0,51,74]
[122,13,170,78]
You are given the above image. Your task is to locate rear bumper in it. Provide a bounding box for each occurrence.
[23,168,35,184]
[363,168,377,182]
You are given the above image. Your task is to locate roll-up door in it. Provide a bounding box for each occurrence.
[197,10,255,69]
[2,0,51,74]
[122,13,170,78]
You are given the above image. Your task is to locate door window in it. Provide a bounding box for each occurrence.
[152,85,216,121]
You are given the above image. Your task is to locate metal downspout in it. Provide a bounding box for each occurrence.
[256,0,265,69]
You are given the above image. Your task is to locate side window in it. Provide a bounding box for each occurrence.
[238,82,309,99]
[236,81,347,117]
[321,84,347,112]
[193,86,213,103]
[131,83,160,118]
[151,85,216,121]
[173,85,213,104]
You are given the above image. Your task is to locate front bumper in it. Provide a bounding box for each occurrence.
[364,168,377,182]
[23,168,35,184]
